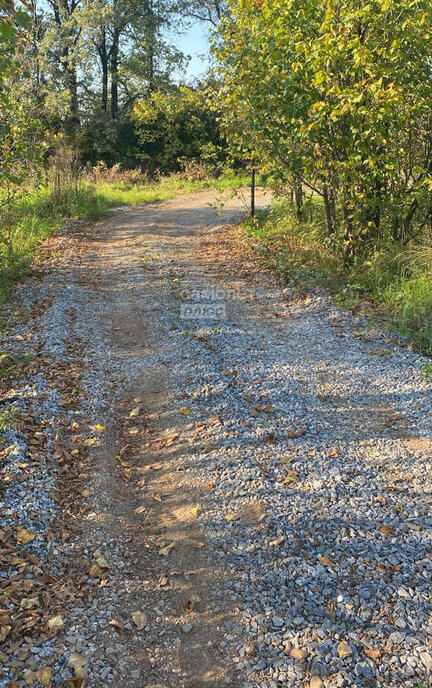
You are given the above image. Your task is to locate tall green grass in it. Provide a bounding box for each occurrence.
[244,199,432,353]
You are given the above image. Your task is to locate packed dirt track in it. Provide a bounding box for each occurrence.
[1,189,431,688]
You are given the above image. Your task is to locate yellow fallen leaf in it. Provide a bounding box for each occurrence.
[378,524,396,535]
[71,449,80,456]
[48,615,64,632]
[131,610,147,630]
[159,542,176,556]
[35,667,51,686]
[116,455,130,467]
[16,527,36,545]
[84,438,96,446]
[81,488,92,498]
[180,406,190,415]
[129,406,141,418]
[95,424,105,432]
[224,513,240,522]
[280,455,293,463]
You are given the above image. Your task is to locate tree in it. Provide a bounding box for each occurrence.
[215,0,432,260]
[132,85,224,172]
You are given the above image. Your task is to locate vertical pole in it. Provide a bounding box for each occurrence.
[251,163,256,218]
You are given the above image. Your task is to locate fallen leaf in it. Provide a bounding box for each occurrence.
[131,610,147,630]
[269,535,285,547]
[84,438,96,447]
[224,513,240,523]
[47,615,64,632]
[16,527,36,545]
[180,406,190,415]
[89,564,103,578]
[158,574,169,587]
[406,523,421,531]
[135,505,147,515]
[130,406,141,418]
[159,542,176,556]
[67,652,88,687]
[320,555,336,567]
[71,449,80,456]
[95,424,105,432]
[108,619,123,632]
[377,524,396,535]
[329,447,340,458]
[192,541,205,549]
[280,455,293,464]
[35,667,51,686]
[81,488,92,498]
[96,557,109,570]
[186,594,201,613]
[116,455,130,467]
[20,596,39,609]
[365,648,381,660]
[122,467,132,480]
[287,428,305,439]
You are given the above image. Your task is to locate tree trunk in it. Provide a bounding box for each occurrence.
[110,28,120,120]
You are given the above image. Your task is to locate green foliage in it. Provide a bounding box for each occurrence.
[132,86,226,173]
[216,0,432,260]
[244,200,432,353]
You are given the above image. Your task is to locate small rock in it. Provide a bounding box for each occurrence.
[337,640,353,659]
[290,647,309,661]
[310,678,325,688]
[182,623,193,633]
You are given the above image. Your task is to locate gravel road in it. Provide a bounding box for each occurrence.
[1,189,431,688]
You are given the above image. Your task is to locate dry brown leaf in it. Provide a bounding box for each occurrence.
[158,574,169,587]
[320,555,336,567]
[131,610,147,630]
[365,648,381,660]
[122,467,132,480]
[329,447,340,458]
[81,488,92,498]
[89,564,103,578]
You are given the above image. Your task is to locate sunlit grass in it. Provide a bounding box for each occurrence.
[244,199,432,353]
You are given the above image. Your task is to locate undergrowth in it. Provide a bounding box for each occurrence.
[244,198,432,354]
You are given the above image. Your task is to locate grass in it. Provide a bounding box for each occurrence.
[0,168,250,303]
[243,198,432,354]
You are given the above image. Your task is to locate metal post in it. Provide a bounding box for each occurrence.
[251,163,256,218]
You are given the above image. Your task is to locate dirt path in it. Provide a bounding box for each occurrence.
[1,189,431,688]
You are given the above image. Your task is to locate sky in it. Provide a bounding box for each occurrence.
[173,21,212,81]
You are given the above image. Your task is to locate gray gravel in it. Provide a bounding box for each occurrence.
[1,192,431,688]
